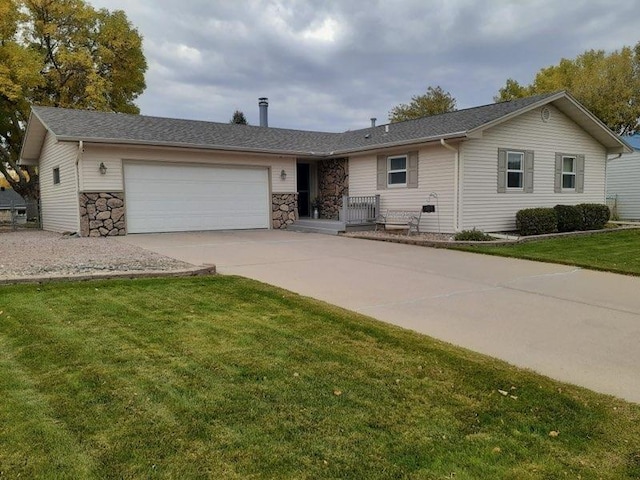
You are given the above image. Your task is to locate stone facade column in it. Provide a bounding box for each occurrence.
[272,193,298,229]
[318,158,348,220]
[79,192,126,237]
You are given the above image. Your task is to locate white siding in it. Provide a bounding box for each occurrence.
[349,145,456,232]
[607,151,640,220]
[39,134,80,233]
[460,105,607,232]
[79,145,297,193]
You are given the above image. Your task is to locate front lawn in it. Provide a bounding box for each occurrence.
[454,229,640,275]
[1,276,639,478]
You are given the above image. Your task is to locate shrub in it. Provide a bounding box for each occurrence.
[454,229,494,241]
[516,208,558,236]
[576,203,610,230]
[554,205,582,232]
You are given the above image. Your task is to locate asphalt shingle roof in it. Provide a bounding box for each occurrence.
[0,188,26,208]
[333,92,559,152]
[31,92,560,156]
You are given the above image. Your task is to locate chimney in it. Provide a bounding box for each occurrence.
[259,97,269,127]
[370,117,376,128]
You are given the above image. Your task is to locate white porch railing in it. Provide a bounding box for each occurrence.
[340,195,380,224]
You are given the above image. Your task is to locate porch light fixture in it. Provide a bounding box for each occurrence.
[280,169,287,180]
[99,162,107,175]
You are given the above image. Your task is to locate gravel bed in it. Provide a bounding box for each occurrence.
[0,230,193,280]
[343,230,455,242]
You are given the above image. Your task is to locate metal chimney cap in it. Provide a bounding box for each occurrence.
[259,97,269,127]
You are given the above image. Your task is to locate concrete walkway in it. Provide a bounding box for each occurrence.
[120,230,640,403]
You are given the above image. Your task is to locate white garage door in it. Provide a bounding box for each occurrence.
[124,162,270,233]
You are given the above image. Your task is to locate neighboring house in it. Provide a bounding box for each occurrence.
[19,91,631,236]
[606,134,640,220]
[0,187,27,224]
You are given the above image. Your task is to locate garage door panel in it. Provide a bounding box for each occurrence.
[124,163,270,233]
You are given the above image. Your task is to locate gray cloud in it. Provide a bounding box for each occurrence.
[89,0,640,131]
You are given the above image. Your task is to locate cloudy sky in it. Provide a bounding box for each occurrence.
[89,0,639,132]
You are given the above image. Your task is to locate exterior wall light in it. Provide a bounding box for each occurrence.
[99,162,107,175]
[280,169,287,180]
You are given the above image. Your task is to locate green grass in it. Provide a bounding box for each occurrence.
[1,276,639,479]
[453,229,640,275]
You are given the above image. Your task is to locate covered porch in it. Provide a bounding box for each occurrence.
[290,157,378,234]
[288,195,380,235]
[294,157,348,220]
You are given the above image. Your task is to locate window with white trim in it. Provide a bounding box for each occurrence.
[387,155,407,187]
[506,151,524,189]
[562,156,576,189]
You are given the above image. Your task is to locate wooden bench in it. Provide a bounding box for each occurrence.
[375,209,422,235]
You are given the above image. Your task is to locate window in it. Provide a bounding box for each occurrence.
[555,153,584,193]
[377,151,418,189]
[53,167,60,185]
[498,148,533,194]
[387,155,407,186]
[562,156,576,189]
[506,151,524,189]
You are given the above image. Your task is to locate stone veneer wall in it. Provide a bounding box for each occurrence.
[272,193,298,229]
[80,192,126,237]
[318,158,348,219]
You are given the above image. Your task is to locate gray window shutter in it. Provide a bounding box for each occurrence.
[407,151,419,188]
[576,154,585,193]
[377,155,387,190]
[554,153,563,193]
[524,150,534,193]
[497,149,507,193]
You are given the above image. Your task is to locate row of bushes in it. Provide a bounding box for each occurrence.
[516,203,610,236]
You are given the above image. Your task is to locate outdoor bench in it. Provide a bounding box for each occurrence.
[375,209,422,235]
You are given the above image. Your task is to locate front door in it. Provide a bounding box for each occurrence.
[297,163,310,217]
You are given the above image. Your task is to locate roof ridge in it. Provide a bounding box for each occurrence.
[31,105,341,136]
[358,90,563,132]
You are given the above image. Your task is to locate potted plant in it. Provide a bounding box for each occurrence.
[311,197,323,219]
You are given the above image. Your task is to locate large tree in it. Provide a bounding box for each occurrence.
[495,43,640,134]
[0,0,147,199]
[389,86,456,123]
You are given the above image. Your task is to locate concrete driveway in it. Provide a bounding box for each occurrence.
[120,230,640,403]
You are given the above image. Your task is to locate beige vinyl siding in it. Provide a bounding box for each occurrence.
[607,151,640,220]
[79,144,297,193]
[349,145,456,232]
[460,105,607,232]
[39,133,80,233]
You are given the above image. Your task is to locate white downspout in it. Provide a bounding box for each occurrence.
[76,140,83,191]
[76,141,83,233]
[605,153,623,208]
[440,138,460,231]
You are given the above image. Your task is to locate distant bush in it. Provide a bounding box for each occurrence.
[576,203,610,230]
[554,205,582,232]
[454,229,494,241]
[516,208,558,236]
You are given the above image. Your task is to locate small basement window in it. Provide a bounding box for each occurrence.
[387,155,407,186]
[53,167,61,185]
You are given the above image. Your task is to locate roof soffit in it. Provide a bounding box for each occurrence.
[19,112,49,164]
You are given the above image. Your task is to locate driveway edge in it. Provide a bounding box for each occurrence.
[0,265,217,286]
